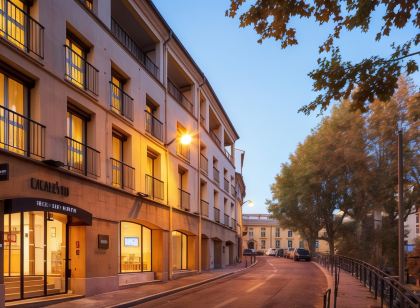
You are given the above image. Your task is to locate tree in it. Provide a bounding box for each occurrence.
[226,0,419,114]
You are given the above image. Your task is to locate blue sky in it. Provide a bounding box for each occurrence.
[153,0,419,214]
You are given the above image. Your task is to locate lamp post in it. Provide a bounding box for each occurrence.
[398,130,405,284]
[242,200,254,208]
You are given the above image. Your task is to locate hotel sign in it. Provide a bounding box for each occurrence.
[30,178,70,197]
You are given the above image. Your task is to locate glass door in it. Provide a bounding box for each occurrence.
[4,213,21,301]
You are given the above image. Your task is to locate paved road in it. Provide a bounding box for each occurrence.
[136,256,328,308]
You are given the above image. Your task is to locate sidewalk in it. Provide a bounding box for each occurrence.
[315,263,381,308]
[47,262,255,308]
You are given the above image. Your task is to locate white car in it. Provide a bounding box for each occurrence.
[265,248,277,256]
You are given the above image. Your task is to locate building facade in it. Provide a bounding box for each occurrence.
[0,0,244,304]
[242,214,329,253]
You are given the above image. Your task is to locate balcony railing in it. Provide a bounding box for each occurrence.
[65,136,100,177]
[0,105,45,158]
[200,113,205,127]
[201,200,209,217]
[213,167,220,183]
[179,188,190,211]
[224,178,229,192]
[167,80,194,114]
[200,153,208,173]
[110,18,159,79]
[110,82,133,121]
[214,208,220,223]
[231,218,236,229]
[145,110,163,141]
[0,0,44,59]
[224,148,232,161]
[210,131,221,148]
[231,184,236,197]
[145,174,164,200]
[177,142,190,161]
[111,158,135,191]
[224,214,230,227]
[65,45,99,95]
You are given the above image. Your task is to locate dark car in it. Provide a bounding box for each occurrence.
[243,249,255,256]
[293,248,311,261]
[276,249,284,257]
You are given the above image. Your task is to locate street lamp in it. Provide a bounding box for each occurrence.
[165,132,193,147]
[242,200,254,208]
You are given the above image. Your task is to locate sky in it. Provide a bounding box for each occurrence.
[152,0,419,214]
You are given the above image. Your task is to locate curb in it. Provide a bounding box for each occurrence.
[312,261,334,291]
[106,261,259,308]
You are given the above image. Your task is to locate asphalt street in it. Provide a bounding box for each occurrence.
[136,256,328,308]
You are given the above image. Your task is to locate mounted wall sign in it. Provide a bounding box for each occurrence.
[98,234,109,249]
[30,177,70,197]
[0,163,9,181]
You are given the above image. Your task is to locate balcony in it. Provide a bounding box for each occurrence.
[200,113,205,127]
[65,45,99,95]
[231,184,235,197]
[0,105,45,158]
[179,188,190,211]
[210,131,221,148]
[200,153,208,173]
[224,178,229,192]
[145,174,164,200]
[0,0,44,59]
[214,208,220,223]
[145,111,163,141]
[110,18,159,79]
[201,200,209,217]
[167,80,194,114]
[224,214,230,227]
[110,82,133,121]
[177,142,190,161]
[231,218,236,229]
[224,149,232,161]
[65,136,100,177]
[111,158,135,191]
[213,167,220,184]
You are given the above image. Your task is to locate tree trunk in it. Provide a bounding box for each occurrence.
[328,239,335,255]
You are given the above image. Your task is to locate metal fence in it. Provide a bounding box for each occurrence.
[110,82,133,121]
[65,136,100,177]
[145,174,164,200]
[110,158,135,191]
[145,110,163,141]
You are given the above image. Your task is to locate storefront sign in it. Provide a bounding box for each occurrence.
[30,178,69,197]
[98,234,109,249]
[0,163,9,181]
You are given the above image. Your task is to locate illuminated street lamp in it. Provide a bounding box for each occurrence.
[242,200,254,208]
[165,132,193,147]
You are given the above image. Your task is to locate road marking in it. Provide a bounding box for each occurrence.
[213,297,238,308]
[246,281,265,293]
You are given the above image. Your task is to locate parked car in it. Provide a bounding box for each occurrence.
[256,250,265,256]
[293,248,311,261]
[284,248,294,258]
[243,249,256,256]
[276,249,284,257]
[266,248,277,256]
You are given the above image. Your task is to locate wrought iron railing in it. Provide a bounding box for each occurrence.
[231,184,236,197]
[65,136,100,177]
[224,214,230,227]
[0,0,44,59]
[210,130,221,147]
[110,18,159,79]
[179,188,190,211]
[213,167,220,183]
[200,153,208,173]
[316,254,420,308]
[214,207,220,223]
[110,82,133,121]
[111,158,135,190]
[177,141,190,161]
[167,79,194,114]
[0,105,45,158]
[145,110,163,141]
[65,45,99,95]
[201,200,209,217]
[224,178,229,192]
[231,218,236,229]
[200,113,205,127]
[145,174,164,200]
[224,148,232,161]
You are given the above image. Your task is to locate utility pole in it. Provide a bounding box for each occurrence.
[398,130,405,284]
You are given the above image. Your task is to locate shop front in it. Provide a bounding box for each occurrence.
[1,198,92,302]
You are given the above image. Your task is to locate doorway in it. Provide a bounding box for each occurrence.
[3,211,68,301]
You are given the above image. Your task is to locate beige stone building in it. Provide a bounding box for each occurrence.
[0,0,245,305]
[242,214,329,253]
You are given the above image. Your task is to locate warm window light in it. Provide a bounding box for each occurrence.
[179,133,192,145]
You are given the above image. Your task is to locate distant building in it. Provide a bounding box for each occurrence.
[242,214,329,253]
[405,211,419,253]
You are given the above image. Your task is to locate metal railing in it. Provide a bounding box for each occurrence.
[200,113,205,127]
[179,188,190,211]
[231,218,236,229]
[224,148,232,161]
[65,136,100,177]
[0,105,45,158]
[111,158,135,191]
[65,45,99,95]
[110,82,133,121]
[213,167,220,183]
[200,153,208,173]
[110,18,159,79]
[201,200,209,217]
[167,80,194,114]
[177,141,190,161]
[210,131,221,147]
[145,174,164,200]
[224,178,229,192]
[224,214,230,227]
[0,0,44,59]
[79,0,93,10]
[316,254,420,308]
[145,110,163,141]
[231,184,236,197]
[214,208,220,223]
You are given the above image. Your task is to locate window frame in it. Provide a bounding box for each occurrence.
[172,230,188,271]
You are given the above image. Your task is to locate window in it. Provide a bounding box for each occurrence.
[299,241,304,248]
[145,99,162,140]
[315,240,319,249]
[80,0,93,10]
[146,151,164,199]
[120,222,151,272]
[178,168,190,210]
[416,213,419,224]
[111,132,125,188]
[275,227,280,237]
[261,227,266,237]
[288,230,293,237]
[261,239,266,249]
[172,231,187,271]
[275,240,280,248]
[177,123,190,160]
[65,36,86,89]
[248,227,253,238]
[110,74,124,114]
[66,109,86,172]
[0,0,26,50]
[288,240,292,248]
[417,227,419,235]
